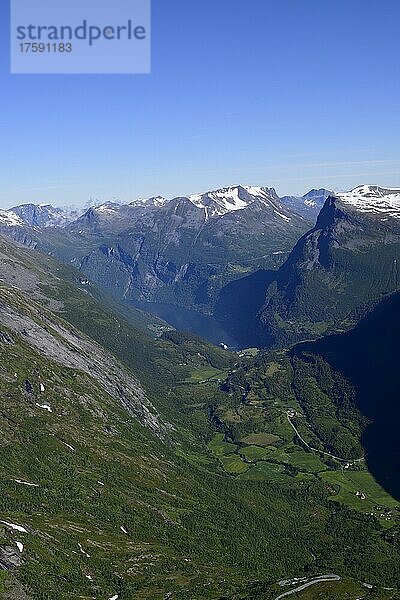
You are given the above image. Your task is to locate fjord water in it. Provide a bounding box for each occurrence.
[131,300,240,347]
[363,424,400,501]
[301,292,400,500]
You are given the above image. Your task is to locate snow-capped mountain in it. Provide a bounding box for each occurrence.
[264,185,400,340]
[280,189,332,220]
[220,183,400,349]
[80,186,292,220]
[7,184,400,230]
[0,209,24,227]
[130,196,168,208]
[3,181,400,338]
[20,184,308,314]
[87,201,121,216]
[303,188,332,207]
[185,185,289,218]
[66,185,299,234]
[69,199,165,233]
[335,185,400,219]
[2,185,314,230]
[67,202,122,232]
[9,203,78,228]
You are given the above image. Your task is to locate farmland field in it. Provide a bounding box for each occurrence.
[220,453,250,474]
[321,470,400,518]
[208,433,238,457]
[240,445,272,462]
[241,432,281,446]
[238,461,285,481]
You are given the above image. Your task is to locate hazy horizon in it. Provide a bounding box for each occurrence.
[2,178,400,211]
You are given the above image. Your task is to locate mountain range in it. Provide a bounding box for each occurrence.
[0,185,317,319]
[2,184,400,351]
[3,185,327,228]
[1,182,400,598]
[280,187,332,219]
[9,203,79,228]
[217,184,400,347]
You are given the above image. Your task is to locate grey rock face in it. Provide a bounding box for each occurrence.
[9,204,78,228]
[256,194,400,346]
[0,237,168,436]
[62,187,310,312]
[0,546,23,569]
[0,288,166,435]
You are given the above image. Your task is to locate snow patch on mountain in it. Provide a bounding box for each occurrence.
[274,209,290,222]
[130,196,168,208]
[14,479,39,487]
[9,203,78,228]
[0,210,24,227]
[94,202,120,214]
[335,185,400,218]
[280,189,331,220]
[188,186,249,212]
[186,185,286,217]
[304,198,320,208]
[0,520,28,533]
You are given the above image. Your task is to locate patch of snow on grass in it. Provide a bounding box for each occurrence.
[61,441,75,451]
[36,403,52,413]
[78,543,90,558]
[14,479,39,487]
[0,520,28,533]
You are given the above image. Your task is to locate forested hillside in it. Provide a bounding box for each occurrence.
[1,237,400,599]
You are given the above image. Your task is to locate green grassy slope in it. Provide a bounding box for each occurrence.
[1,237,400,599]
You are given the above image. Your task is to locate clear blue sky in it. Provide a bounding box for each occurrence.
[1,0,400,208]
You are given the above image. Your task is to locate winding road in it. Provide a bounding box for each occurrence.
[286,411,364,465]
[274,574,341,600]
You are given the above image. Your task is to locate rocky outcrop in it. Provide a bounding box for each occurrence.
[0,287,167,436]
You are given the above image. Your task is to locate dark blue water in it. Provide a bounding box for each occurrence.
[131,300,240,348]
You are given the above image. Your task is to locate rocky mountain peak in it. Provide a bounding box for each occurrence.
[9,203,77,228]
[129,195,168,208]
[185,184,285,217]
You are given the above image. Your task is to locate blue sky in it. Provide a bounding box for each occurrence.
[0,0,399,208]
